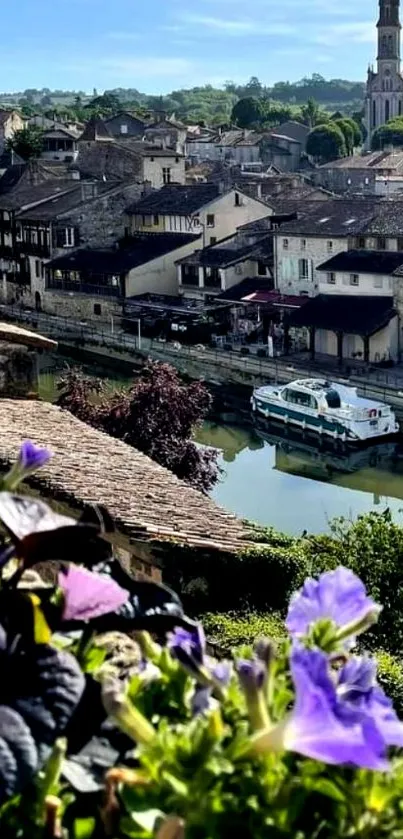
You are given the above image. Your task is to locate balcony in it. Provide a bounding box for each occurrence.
[47,279,121,298]
[14,242,51,258]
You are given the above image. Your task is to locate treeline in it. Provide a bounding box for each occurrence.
[1,74,365,126]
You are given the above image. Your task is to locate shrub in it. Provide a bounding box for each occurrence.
[203,610,285,653]
[376,650,403,718]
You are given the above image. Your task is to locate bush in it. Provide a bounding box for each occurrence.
[376,650,403,718]
[203,611,285,653]
[203,611,403,719]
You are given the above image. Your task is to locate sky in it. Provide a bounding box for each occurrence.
[2,0,380,94]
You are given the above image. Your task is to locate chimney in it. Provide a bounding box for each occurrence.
[81,182,99,201]
[256,182,262,199]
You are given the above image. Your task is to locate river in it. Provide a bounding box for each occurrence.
[37,354,403,536]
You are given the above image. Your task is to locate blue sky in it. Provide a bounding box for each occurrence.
[3,0,379,93]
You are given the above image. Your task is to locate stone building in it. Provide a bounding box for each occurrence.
[0,111,24,153]
[365,0,403,148]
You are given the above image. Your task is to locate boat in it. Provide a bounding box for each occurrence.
[251,378,399,443]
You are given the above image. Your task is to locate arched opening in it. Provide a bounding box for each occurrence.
[388,34,393,54]
[35,292,42,312]
[385,99,390,121]
[373,99,377,128]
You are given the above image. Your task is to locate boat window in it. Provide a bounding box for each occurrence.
[283,388,316,408]
[325,389,341,409]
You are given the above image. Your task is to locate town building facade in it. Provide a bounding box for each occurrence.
[365,0,403,148]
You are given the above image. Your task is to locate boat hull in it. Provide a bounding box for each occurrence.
[251,394,399,443]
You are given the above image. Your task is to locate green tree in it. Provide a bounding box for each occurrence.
[333,118,355,155]
[231,96,263,128]
[300,97,320,128]
[245,76,264,98]
[6,126,44,160]
[371,117,403,149]
[306,122,346,162]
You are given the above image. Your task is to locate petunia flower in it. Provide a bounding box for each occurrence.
[167,624,206,675]
[18,441,52,473]
[237,658,270,731]
[59,566,129,622]
[286,567,381,643]
[192,661,232,716]
[337,655,403,748]
[251,645,393,770]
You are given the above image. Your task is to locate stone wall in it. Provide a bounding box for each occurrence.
[76,141,143,182]
[58,181,144,250]
[0,343,37,397]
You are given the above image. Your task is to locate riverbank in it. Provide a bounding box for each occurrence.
[5,305,403,416]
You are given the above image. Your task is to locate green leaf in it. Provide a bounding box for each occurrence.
[304,777,346,803]
[81,646,107,673]
[73,816,96,839]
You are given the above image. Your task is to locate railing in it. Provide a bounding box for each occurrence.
[3,304,403,413]
[46,280,121,298]
[14,242,51,258]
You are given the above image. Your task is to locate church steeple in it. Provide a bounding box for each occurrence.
[377,0,401,66]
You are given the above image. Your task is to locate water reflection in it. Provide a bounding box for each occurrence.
[37,356,403,535]
[203,419,403,534]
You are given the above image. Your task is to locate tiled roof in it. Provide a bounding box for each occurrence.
[126,183,220,215]
[117,141,183,158]
[48,233,200,273]
[317,249,403,275]
[0,400,253,553]
[277,198,384,236]
[288,294,396,336]
[318,151,403,171]
[16,182,114,221]
[79,118,113,142]
[0,181,80,211]
[0,322,57,350]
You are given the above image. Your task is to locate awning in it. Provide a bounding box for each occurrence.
[287,294,396,337]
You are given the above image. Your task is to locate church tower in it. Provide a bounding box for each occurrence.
[364,0,403,148]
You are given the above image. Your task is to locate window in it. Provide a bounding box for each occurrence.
[398,237,403,251]
[162,167,171,185]
[327,272,336,284]
[153,214,159,226]
[357,237,366,248]
[257,261,267,276]
[301,239,306,250]
[374,276,383,288]
[283,389,317,409]
[120,124,128,134]
[350,273,359,286]
[35,259,40,278]
[235,192,240,206]
[142,215,152,227]
[377,236,386,249]
[175,157,180,163]
[283,238,289,250]
[327,241,333,252]
[385,99,390,122]
[93,304,102,316]
[206,214,215,228]
[64,227,74,247]
[203,266,221,287]
[210,236,217,245]
[181,264,199,286]
[299,258,309,280]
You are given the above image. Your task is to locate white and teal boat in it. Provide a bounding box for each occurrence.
[251,378,399,443]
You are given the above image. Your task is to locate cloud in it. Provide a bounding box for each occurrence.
[177,13,295,36]
[314,21,375,46]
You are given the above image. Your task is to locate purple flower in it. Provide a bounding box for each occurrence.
[167,624,206,673]
[59,566,129,622]
[237,659,266,692]
[337,655,403,748]
[192,661,232,716]
[252,645,400,770]
[286,567,381,641]
[18,441,52,473]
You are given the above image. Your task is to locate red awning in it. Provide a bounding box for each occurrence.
[242,290,309,308]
